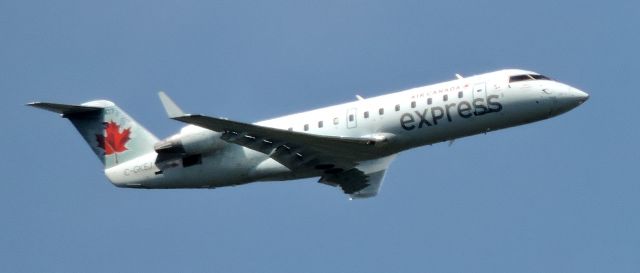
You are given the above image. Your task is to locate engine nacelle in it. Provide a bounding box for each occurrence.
[154,125,224,156]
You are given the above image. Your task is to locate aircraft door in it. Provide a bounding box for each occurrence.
[346,108,357,129]
[472,82,487,114]
[472,82,487,101]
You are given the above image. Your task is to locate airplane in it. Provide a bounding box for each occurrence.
[28,69,588,199]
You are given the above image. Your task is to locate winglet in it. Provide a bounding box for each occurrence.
[158,91,185,118]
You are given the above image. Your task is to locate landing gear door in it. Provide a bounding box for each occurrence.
[346,108,357,129]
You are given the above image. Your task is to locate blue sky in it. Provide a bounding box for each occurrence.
[2,1,639,272]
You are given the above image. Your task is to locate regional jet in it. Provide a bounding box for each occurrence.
[28,69,588,198]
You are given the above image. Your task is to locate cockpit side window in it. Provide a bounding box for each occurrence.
[509,74,551,83]
[509,74,533,82]
[530,74,551,80]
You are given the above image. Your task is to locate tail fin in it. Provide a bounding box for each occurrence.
[28,100,158,169]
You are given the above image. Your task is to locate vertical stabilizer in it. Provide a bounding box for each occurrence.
[29,100,159,169]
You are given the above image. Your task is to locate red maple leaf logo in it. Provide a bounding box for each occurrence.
[96,121,131,160]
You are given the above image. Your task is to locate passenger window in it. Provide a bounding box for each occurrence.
[458,91,463,98]
[443,95,448,101]
[395,104,400,111]
[411,101,416,108]
[304,124,309,131]
[427,98,432,105]
[349,114,354,122]
[318,121,323,128]
[379,108,384,115]
[333,117,339,125]
[364,111,369,118]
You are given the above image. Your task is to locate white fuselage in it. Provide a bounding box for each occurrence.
[105,69,588,189]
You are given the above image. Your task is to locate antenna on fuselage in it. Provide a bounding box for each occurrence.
[455,74,464,79]
[355,95,365,101]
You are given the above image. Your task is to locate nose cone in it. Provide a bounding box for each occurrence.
[571,88,590,105]
[548,85,589,116]
[560,86,589,107]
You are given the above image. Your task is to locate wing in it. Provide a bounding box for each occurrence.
[158,92,396,198]
[174,114,382,162]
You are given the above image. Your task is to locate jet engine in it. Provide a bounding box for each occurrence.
[154,125,224,169]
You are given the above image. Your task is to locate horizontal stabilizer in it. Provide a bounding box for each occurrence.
[27,102,102,116]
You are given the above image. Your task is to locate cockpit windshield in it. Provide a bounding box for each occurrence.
[509,74,551,83]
